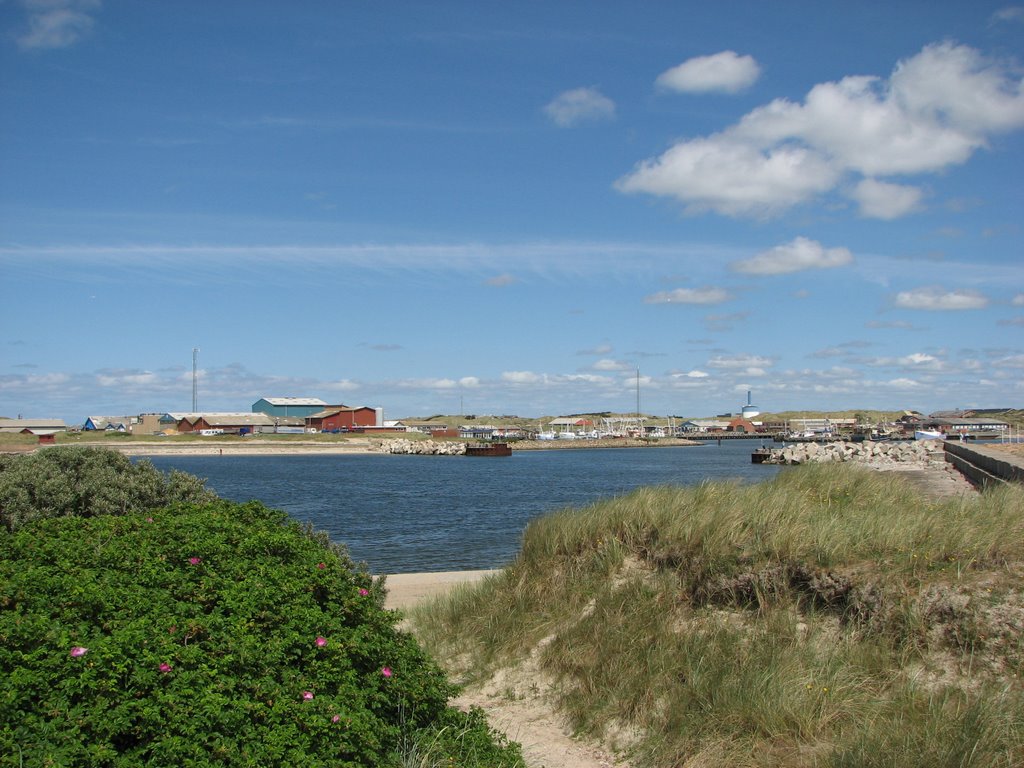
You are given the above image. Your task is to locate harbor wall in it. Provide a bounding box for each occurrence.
[942,441,1024,487]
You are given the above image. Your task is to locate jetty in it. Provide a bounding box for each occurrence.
[753,439,1024,492]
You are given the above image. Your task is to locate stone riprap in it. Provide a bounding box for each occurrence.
[374,439,467,455]
[761,439,946,468]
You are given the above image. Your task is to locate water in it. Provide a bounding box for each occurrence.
[145,440,778,574]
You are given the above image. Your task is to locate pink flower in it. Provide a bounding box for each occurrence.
[302,691,314,701]
[70,646,88,658]
[358,588,369,597]
[381,666,393,678]
[145,517,154,523]
[159,662,172,673]
[188,557,202,565]
[317,562,326,570]
[331,715,341,723]
[315,636,327,647]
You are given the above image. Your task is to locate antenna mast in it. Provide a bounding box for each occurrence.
[192,347,200,411]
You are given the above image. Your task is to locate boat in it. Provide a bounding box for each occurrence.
[914,430,946,441]
[465,442,512,457]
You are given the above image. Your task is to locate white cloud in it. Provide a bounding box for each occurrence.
[644,286,732,304]
[731,237,853,275]
[708,354,774,370]
[0,372,71,391]
[902,352,938,365]
[398,377,459,390]
[592,359,632,372]
[674,370,710,378]
[891,42,1024,136]
[323,379,360,392]
[17,0,99,50]
[619,42,1024,218]
[851,178,924,219]
[544,87,616,127]
[862,352,950,372]
[993,353,1024,369]
[617,136,839,217]
[501,370,542,384]
[992,6,1024,23]
[1012,293,1024,306]
[578,344,613,356]
[96,370,158,388]
[885,378,922,389]
[656,51,761,94]
[459,377,481,388]
[894,287,990,310]
[561,373,614,385]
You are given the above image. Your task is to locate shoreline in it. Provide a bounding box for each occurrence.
[10,436,703,457]
[107,440,380,457]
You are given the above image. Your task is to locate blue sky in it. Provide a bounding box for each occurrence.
[2,1,1023,423]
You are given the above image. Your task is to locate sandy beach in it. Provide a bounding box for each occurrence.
[381,569,498,610]
[83,438,382,457]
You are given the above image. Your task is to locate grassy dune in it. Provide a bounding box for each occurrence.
[411,465,1024,767]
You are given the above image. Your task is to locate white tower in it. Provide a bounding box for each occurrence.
[741,390,760,419]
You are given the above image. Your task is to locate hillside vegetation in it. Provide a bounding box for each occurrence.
[411,465,1024,767]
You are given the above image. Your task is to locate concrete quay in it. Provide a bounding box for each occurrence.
[943,440,1024,488]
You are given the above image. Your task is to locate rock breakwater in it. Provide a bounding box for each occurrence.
[761,439,945,468]
[374,439,466,455]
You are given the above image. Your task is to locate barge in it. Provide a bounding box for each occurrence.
[465,442,512,457]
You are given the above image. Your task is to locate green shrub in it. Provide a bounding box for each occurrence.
[0,447,217,532]
[0,501,522,767]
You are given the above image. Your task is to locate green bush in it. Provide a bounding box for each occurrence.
[0,500,522,767]
[0,447,217,532]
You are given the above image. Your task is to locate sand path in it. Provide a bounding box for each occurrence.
[383,569,627,768]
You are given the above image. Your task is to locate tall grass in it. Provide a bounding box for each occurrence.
[411,464,1024,767]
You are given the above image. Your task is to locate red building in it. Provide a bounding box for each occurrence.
[727,417,759,434]
[307,407,380,432]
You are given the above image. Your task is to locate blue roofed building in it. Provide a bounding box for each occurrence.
[252,397,329,419]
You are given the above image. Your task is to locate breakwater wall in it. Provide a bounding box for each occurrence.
[943,441,1024,487]
[757,439,945,467]
[374,439,466,455]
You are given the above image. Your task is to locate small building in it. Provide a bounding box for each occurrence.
[548,417,595,435]
[130,413,171,435]
[83,416,136,432]
[252,397,329,419]
[0,418,68,435]
[175,412,292,435]
[402,421,453,435]
[928,417,1009,437]
[787,418,856,435]
[680,420,730,433]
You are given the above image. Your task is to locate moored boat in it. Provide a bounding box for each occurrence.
[465,442,512,457]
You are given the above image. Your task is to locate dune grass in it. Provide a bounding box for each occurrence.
[410,464,1024,767]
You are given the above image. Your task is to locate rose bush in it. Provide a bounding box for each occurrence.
[0,495,521,766]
